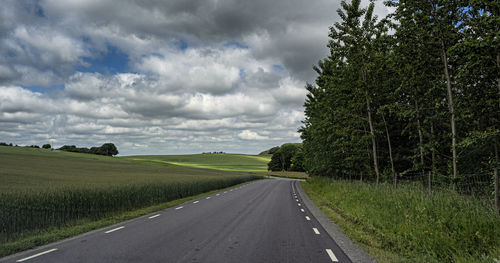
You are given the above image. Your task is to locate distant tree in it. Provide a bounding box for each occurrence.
[268,146,281,155]
[267,143,303,171]
[259,146,281,155]
[99,143,119,156]
[268,154,283,171]
[59,145,77,152]
[0,142,8,146]
[290,150,305,172]
[42,144,51,149]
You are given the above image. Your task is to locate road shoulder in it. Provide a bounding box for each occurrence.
[296,181,376,263]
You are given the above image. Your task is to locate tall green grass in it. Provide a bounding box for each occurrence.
[302,177,500,262]
[0,176,258,243]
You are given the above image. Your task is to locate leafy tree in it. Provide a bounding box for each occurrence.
[290,150,305,172]
[42,144,51,149]
[267,143,303,171]
[98,143,119,156]
[267,153,283,171]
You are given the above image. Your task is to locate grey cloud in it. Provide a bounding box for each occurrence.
[0,0,393,154]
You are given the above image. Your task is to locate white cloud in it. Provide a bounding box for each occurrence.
[238,130,269,141]
[0,0,394,154]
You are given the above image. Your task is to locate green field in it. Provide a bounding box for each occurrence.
[0,146,261,255]
[302,177,500,263]
[124,153,271,172]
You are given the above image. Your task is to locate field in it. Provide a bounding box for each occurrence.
[302,177,500,263]
[0,147,261,255]
[125,153,271,172]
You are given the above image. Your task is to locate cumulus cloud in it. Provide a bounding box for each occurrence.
[0,0,393,154]
[238,130,269,141]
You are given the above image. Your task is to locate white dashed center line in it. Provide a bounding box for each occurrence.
[193,201,199,204]
[298,203,301,206]
[296,199,299,202]
[305,216,311,221]
[300,209,305,212]
[224,191,228,193]
[105,226,125,234]
[313,228,320,235]
[206,197,211,199]
[216,193,220,196]
[326,249,339,262]
[148,214,160,219]
[16,249,58,262]
[175,206,183,210]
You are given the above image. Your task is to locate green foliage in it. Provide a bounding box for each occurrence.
[301,0,499,187]
[59,143,119,156]
[267,153,283,171]
[259,146,280,155]
[42,144,51,149]
[267,143,304,172]
[303,177,500,262]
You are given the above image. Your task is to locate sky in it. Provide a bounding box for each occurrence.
[0,0,393,155]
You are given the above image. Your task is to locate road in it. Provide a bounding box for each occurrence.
[1,179,352,263]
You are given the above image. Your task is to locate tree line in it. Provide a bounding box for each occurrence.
[59,143,119,156]
[0,142,119,156]
[263,143,305,172]
[300,0,498,194]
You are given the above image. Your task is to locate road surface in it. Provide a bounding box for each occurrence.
[1,179,353,263]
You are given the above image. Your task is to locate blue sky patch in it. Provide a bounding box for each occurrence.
[223,41,249,49]
[272,64,285,72]
[76,44,129,74]
[22,84,65,94]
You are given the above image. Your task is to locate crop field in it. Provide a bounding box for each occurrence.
[0,147,260,246]
[125,153,271,172]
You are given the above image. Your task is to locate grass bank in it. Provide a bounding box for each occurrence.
[302,177,500,262]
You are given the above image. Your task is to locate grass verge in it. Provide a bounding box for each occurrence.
[301,177,500,263]
[0,180,257,258]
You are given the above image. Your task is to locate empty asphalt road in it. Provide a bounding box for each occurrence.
[1,179,353,263]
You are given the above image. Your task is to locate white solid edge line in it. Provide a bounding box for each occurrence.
[313,228,320,234]
[193,201,199,204]
[175,206,183,210]
[105,226,125,234]
[16,249,58,262]
[306,216,311,221]
[300,209,305,212]
[148,214,161,219]
[326,249,339,262]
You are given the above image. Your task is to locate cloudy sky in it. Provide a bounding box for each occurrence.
[0,0,392,155]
